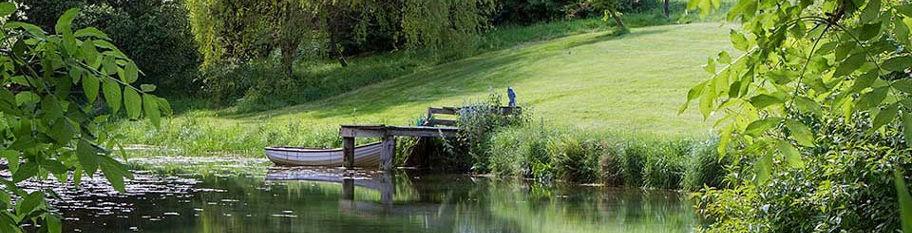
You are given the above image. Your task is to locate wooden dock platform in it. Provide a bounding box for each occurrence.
[340,124,458,170]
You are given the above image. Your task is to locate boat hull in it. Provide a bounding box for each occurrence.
[265,142,382,167]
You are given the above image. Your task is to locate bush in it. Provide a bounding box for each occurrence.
[20,0,201,95]
[643,140,688,189]
[550,135,601,183]
[695,117,912,232]
[454,96,531,172]
[618,141,648,186]
[683,138,729,191]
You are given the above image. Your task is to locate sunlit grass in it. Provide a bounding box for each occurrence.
[120,19,733,155]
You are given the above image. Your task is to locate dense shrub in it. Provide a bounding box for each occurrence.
[485,126,724,189]
[695,117,912,232]
[618,141,647,186]
[550,135,601,183]
[642,140,688,189]
[19,0,200,95]
[682,138,729,191]
[454,96,531,172]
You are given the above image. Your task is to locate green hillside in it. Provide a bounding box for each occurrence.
[121,22,733,153]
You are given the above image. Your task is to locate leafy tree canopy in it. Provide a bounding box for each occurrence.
[186,0,495,73]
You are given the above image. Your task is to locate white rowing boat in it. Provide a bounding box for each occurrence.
[265,142,382,167]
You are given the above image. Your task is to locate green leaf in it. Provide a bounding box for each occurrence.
[904,113,912,147]
[835,53,866,77]
[883,55,912,72]
[48,119,75,144]
[744,117,782,136]
[0,2,15,17]
[47,215,61,233]
[74,27,110,40]
[749,94,783,108]
[785,120,815,147]
[143,94,161,127]
[12,160,36,183]
[76,139,98,176]
[55,8,79,35]
[755,153,772,183]
[98,155,132,192]
[14,91,39,106]
[718,51,732,64]
[157,97,172,116]
[680,82,706,114]
[794,96,822,115]
[124,88,141,119]
[80,40,98,65]
[898,5,912,18]
[894,79,912,94]
[5,21,47,39]
[894,169,912,233]
[856,87,889,111]
[730,30,750,51]
[850,71,878,92]
[896,17,912,47]
[140,84,156,92]
[82,75,99,103]
[859,22,882,41]
[40,95,63,122]
[871,104,899,131]
[861,0,881,23]
[1,150,18,174]
[778,140,803,168]
[102,79,122,114]
[699,85,716,119]
[704,58,716,74]
[16,192,44,217]
[124,63,139,83]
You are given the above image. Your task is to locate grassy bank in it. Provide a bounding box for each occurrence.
[480,124,728,190]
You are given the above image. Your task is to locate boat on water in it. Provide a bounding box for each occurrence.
[265,142,382,167]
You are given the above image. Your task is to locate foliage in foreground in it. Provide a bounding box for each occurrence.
[685,0,912,231]
[0,5,164,232]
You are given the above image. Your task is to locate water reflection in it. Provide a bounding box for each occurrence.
[43,157,693,232]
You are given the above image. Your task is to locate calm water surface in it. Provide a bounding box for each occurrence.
[33,157,695,233]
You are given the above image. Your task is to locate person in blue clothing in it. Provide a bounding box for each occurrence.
[507,87,516,107]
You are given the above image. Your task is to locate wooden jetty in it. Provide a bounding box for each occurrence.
[340,125,458,170]
[339,106,520,171]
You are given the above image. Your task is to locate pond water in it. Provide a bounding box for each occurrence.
[33,157,695,233]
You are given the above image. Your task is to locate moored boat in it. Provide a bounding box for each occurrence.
[265,142,382,167]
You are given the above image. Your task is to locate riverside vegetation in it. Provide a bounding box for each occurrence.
[8,0,912,232]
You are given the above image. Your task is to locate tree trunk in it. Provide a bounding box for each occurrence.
[327,4,349,67]
[663,0,670,17]
[281,42,296,76]
[329,33,349,67]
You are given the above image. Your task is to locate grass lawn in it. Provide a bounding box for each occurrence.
[121,22,734,154]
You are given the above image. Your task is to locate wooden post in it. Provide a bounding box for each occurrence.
[341,177,354,200]
[380,135,396,170]
[343,137,355,169]
[379,172,395,207]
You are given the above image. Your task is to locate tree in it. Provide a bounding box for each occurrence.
[186,0,496,73]
[590,0,627,33]
[19,0,200,95]
[684,0,912,231]
[0,4,166,232]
